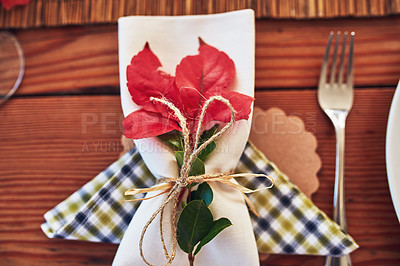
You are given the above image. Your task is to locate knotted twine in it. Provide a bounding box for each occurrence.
[124,95,273,265]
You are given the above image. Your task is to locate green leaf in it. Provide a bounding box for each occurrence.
[157,130,183,150]
[188,156,205,176]
[175,151,184,168]
[199,124,219,144]
[197,141,216,161]
[190,182,213,206]
[177,200,213,253]
[187,182,199,189]
[194,218,232,255]
[175,151,205,176]
[196,124,219,161]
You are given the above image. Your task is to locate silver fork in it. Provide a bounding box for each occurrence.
[318,31,355,266]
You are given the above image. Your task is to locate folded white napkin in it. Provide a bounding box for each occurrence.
[114,10,258,266]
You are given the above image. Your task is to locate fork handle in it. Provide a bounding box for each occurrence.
[333,126,347,230]
[325,254,352,266]
[325,122,351,266]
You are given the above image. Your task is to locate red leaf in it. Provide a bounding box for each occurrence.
[175,38,235,95]
[127,43,179,107]
[127,43,183,121]
[201,90,254,126]
[123,110,181,139]
[124,39,253,140]
[1,0,30,10]
[178,86,202,119]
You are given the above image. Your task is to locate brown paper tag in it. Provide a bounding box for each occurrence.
[249,107,321,198]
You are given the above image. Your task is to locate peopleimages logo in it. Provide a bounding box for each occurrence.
[81,112,125,135]
[251,110,317,135]
[79,110,317,153]
[133,139,230,154]
[80,138,231,154]
[81,112,186,135]
[80,112,234,153]
[81,141,122,153]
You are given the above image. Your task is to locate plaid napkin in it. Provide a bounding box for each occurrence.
[41,141,358,256]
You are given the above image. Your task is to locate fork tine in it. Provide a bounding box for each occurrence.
[337,32,348,85]
[346,32,355,87]
[319,31,334,88]
[329,32,341,85]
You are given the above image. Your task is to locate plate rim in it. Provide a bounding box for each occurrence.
[386,80,400,223]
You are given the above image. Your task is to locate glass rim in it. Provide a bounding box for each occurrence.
[0,31,25,107]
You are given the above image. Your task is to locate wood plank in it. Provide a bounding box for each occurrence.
[15,26,120,95]
[10,16,400,96]
[1,88,399,265]
[255,16,400,88]
[1,0,400,29]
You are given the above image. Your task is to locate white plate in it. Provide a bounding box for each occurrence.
[386,80,400,223]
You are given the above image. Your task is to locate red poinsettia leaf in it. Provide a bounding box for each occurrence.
[124,39,253,140]
[201,90,254,127]
[1,0,31,10]
[175,38,235,95]
[127,43,178,106]
[127,43,184,121]
[123,110,181,139]
[179,86,202,119]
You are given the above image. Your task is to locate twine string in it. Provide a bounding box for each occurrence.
[128,95,273,266]
[159,207,170,260]
[184,96,236,178]
[150,97,191,182]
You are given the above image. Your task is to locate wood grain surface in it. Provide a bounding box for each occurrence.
[1,89,400,265]
[12,16,400,96]
[1,16,400,266]
[1,0,399,28]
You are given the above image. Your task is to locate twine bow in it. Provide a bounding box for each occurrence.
[124,95,273,266]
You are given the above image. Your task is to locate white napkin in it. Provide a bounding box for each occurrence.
[114,10,258,266]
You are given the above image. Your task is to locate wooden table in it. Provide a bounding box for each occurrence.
[1,15,400,265]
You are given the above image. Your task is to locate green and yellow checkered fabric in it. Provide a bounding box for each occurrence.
[41,141,358,256]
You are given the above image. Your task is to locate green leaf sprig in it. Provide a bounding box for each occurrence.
[177,183,232,264]
[158,125,232,266]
